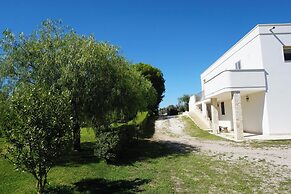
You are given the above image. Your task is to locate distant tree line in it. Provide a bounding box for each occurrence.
[160,94,190,116]
[0,20,165,193]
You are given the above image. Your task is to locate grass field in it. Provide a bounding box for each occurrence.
[0,120,290,193]
[181,116,224,140]
[245,139,291,148]
[0,135,267,193]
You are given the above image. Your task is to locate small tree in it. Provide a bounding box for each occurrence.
[2,85,72,193]
[178,94,190,112]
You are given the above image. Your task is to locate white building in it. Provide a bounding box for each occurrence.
[189,23,291,140]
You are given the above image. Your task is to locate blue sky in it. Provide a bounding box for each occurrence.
[1,0,291,107]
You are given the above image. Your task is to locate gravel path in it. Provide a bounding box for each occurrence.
[153,115,291,178]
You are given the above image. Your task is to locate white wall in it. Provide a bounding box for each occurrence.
[259,24,291,135]
[217,92,265,134]
[201,25,264,92]
[218,99,233,129]
[241,92,265,134]
[189,95,196,112]
[203,70,266,98]
[200,24,291,135]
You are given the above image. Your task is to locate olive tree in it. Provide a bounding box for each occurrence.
[0,20,149,151]
[1,85,72,193]
[0,20,158,154]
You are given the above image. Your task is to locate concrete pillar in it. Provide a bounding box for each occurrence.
[188,96,196,112]
[211,98,219,134]
[202,102,208,118]
[231,91,244,141]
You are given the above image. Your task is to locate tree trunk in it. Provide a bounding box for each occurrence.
[73,120,81,151]
[72,98,81,151]
[37,176,46,194]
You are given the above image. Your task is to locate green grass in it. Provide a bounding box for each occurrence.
[0,138,35,194]
[0,126,290,193]
[81,127,96,143]
[245,139,291,148]
[129,112,148,125]
[181,116,224,140]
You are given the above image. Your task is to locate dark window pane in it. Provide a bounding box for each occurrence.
[283,47,291,61]
[235,61,241,70]
[221,102,225,115]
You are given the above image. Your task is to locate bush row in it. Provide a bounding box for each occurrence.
[94,112,151,161]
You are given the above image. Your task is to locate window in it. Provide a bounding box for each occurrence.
[221,102,225,115]
[283,46,291,61]
[235,61,241,70]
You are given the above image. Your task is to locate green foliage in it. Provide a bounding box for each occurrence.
[166,105,179,115]
[0,18,160,193]
[132,112,155,138]
[80,128,96,143]
[1,85,73,193]
[177,94,190,112]
[132,63,165,114]
[94,112,151,161]
[0,92,8,137]
[0,19,157,152]
[94,125,122,160]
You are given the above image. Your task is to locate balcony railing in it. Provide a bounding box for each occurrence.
[194,90,205,103]
[203,69,267,98]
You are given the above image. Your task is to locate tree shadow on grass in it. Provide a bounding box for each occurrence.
[46,185,74,194]
[113,139,200,166]
[56,142,99,167]
[57,138,200,168]
[49,139,199,193]
[75,178,150,194]
[139,116,156,138]
[47,178,150,194]
[57,125,200,168]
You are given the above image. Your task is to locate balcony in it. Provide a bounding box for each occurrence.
[194,90,205,102]
[203,69,267,98]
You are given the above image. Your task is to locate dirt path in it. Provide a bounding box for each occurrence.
[152,115,291,177]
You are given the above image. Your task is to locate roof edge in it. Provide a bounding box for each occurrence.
[201,23,291,77]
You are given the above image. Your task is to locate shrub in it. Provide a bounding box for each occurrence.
[167,105,178,115]
[94,112,150,161]
[94,124,136,161]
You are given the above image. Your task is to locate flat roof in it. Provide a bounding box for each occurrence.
[201,23,291,78]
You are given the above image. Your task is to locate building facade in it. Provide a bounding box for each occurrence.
[189,23,291,140]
